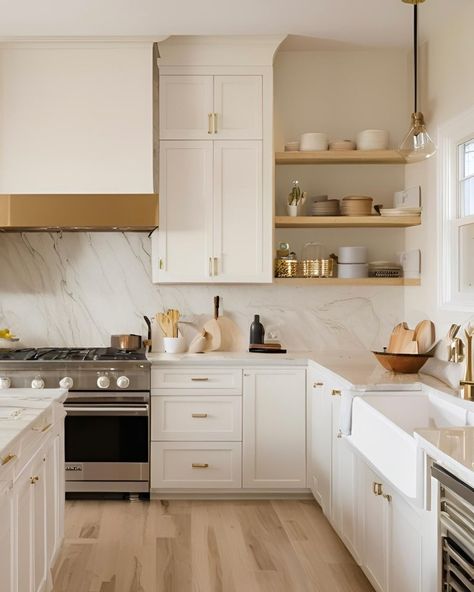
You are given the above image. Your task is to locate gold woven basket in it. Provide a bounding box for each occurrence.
[297,259,335,278]
[274,259,298,278]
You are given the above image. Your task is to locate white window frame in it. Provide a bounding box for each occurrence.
[439,104,474,311]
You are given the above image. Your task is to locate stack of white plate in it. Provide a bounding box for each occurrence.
[380,207,422,217]
[311,199,340,216]
[341,196,373,216]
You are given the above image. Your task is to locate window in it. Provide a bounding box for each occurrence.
[439,106,474,310]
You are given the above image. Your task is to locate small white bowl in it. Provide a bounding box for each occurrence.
[337,263,369,279]
[338,246,368,264]
[300,132,328,151]
[163,336,187,354]
[285,141,300,152]
[356,129,389,151]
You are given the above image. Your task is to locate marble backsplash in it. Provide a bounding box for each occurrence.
[0,232,405,352]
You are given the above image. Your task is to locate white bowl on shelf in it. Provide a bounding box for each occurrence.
[337,263,369,278]
[300,132,328,151]
[356,129,389,151]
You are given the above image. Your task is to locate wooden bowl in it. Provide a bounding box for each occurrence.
[372,351,432,374]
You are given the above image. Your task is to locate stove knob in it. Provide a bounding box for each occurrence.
[0,376,11,389]
[97,375,110,389]
[31,376,45,389]
[59,376,74,390]
[116,376,130,389]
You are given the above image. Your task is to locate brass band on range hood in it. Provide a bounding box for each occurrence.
[0,194,158,231]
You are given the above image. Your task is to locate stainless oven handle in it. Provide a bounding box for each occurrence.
[65,406,149,417]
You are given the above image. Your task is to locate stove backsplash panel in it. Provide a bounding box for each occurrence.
[0,232,404,352]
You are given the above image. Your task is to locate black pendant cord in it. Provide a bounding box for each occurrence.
[414,4,418,113]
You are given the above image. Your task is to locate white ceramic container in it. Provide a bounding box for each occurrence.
[163,335,187,354]
[338,246,368,264]
[337,263,369,278]
[300,132,328,151]
[356,129,389,151]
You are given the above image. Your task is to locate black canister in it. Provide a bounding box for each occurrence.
[249,314,265,345]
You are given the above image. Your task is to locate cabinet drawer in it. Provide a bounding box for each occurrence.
[151,368,242,394]
[151,442,241,489]
[151,396,242,441]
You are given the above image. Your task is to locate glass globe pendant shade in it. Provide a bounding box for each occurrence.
[399,112,436,162]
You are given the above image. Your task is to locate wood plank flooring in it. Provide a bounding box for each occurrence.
[52,499,374,592]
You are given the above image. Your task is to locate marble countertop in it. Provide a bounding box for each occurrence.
[415,427,474,488]
[0,388,67,463]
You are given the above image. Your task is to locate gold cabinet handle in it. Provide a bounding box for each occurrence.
[336,430,343,439]
[192,413,208,418]
[159,258,164,270]
[1,453,16,466]
[383,493,392,502]
[313,382,324,388]
[33,422,52,433]
[191,377,209,382]
[208,113,213,134]
[213,257,218,276]
[331,389,342,397]
[192,463,209,469]
[30,476,39,485]
[372,482,383,496]
[213,112,218,134]
[209,257,213,277]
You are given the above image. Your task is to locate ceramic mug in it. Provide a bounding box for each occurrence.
[300,132,328,151]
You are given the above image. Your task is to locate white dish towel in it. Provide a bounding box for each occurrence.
[338,390,360,436]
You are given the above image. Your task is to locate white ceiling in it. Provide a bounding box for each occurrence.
[0,0,469,47]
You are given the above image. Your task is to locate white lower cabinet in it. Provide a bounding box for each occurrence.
[1,409,65,592]
[310,379,332,512]
[242,368,306,489]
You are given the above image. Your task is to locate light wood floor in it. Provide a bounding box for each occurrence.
[52,499,374,592]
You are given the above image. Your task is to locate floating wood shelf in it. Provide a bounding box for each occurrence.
[273,278,420,286]
[274,215,421,228]
[275,150,406,165]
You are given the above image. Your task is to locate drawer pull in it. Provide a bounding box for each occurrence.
[331,389,342,397]
[32,422,52,433]
[192,463,209,469]
[1,453,16,466]
[192,413,208,418]
[313,381,324,388]
[191,377,209,382]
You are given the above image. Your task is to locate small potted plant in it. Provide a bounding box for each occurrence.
[287,180,307,216]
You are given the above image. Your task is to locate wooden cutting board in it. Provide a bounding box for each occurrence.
[387,322,416,354]
[413,320,435,354]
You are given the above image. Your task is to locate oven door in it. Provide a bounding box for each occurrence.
[64,400,149,491]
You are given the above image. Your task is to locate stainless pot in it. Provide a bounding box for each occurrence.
[110,334,142,350]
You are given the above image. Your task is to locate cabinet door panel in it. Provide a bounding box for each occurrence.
[0,483,13,592]
[156,141,213,282]
[32,455,47,592]
[214,75,262,139]
[15,467,34,592]
[213,141,269,282]
[243,368,306,488]
[310,380,332,514]
[160,75,214,139]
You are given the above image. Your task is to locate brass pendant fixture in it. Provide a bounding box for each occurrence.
[399,0,436,162]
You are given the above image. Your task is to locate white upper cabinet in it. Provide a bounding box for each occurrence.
[213,141,265,281]
[159,75,262,140]
[157,141,213,283]
[160,75,214,139]
[0,42,155,193]
[213,76,262,139]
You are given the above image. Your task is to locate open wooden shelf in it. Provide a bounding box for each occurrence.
[273,278,420,286]
[275,150,406,165]
[274,215,421,228]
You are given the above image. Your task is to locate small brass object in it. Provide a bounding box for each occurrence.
[192,463,209,469]
[191,413,208,418]
[331,389,342,397]
[1,453,16,466]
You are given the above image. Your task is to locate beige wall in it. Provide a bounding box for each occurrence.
[274,49,409,263]
[404,3,474,334]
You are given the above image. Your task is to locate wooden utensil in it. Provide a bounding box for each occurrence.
[156,312,174,338]
[167,309,180,338]
[413,320,435,354]
[202,296,222,352]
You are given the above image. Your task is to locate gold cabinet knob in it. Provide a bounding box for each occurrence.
[1,453,16,466]
[313,382,324,388]
[331,389,342,397]
[372,482,383,496]
[30,476,39,485]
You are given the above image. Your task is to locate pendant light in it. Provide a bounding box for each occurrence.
[399,0,436,162]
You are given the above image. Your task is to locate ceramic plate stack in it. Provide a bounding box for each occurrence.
[311,199,340,216]
[380,207,422,217]
[341,196,373,216]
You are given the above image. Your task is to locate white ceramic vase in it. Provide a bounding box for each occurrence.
[287,204,299,217]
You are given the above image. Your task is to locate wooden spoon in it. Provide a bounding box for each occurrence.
[167,309,180,338]
[156,312,173,338]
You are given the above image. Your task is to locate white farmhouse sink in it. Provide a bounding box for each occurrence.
[349,392,467,500]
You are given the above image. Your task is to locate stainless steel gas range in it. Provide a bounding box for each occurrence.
[0,348,150,497]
